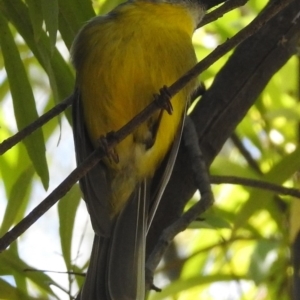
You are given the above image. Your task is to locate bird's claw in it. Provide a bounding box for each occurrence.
[153,86,173,115]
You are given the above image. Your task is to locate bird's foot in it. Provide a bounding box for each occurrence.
[153,86,173,115]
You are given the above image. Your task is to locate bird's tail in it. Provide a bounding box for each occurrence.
[77,181,148,300]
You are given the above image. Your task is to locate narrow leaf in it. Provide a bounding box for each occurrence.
[24,0,43,42]
[0,279,32,300]
[0,249,57,297]
[151,274,247,300]
[41,0,58,51]
[0,166,34,236]
[1,0,74,101]
[0,12,49,189]
[58,184,81,269]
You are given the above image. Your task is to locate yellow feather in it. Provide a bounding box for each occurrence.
[73,1,198,214]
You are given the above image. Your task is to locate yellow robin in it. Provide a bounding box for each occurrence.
[71,0,205,299]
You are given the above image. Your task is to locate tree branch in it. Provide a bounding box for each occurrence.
[210,175,300,198]
[0,96,73,155]
[200,0,248,27]
[230,133,262,174]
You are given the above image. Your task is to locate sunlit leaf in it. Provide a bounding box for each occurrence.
[41,0,58,51]
[150,274,247,300]
[0,278,33,300]
[58,184,81,269]
[0,249,58,297]
[0,12,49,189]
[0,166,34,236]
[24,0,43,42]
[248,239,279,283]
[1,0,74,101]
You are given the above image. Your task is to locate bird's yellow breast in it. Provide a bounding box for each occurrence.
[73,1,198,212]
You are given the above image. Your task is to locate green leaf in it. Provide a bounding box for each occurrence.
[150,274,247,300]
[248,239,279,283]
[1,0,74,101]
[0,12,49,189]
[58,0,95,37]
[10,243,27,296]
[57,0,95,50]
[0,278,33,300]
[0,76,10,101]
[58,12,76,50]
[41,0,58,51]
[0,166,34,236]
[58,184,81,269]
[0,249,58,297]
[211,157,259,179]
[72,263,86,290]
[24,0,43,42]
[100,0,125,14]
[189,209,231,229]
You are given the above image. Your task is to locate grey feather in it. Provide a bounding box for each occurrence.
[147,111,187,232]
[72,90,111,237]
[72,91,149,299]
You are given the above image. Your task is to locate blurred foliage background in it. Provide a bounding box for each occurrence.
[0,0,299,299]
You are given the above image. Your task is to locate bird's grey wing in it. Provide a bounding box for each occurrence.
[73,90,147,299]
[72,90,111,237]
[77,181,148,300]
[107,180,148,300]
[147,109,187,232]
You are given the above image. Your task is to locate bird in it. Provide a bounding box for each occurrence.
[71,0,205,299]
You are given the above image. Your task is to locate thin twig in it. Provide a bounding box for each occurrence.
[200,0,248,27]
[24,268,85,277]
[230,133,262,174]
[0,96,73,155]
[210,175,300,198]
